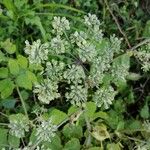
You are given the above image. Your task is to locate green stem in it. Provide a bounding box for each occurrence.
[16,86,29,119]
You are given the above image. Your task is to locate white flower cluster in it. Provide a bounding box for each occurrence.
[110,34,123,54]
[24,14,124,108]
[36,118,57,142]
[93,86,117,109]
[24,39,49,64]
[64,65,86,84]
[34,78,60,104]
[66,84,88,107]
[8,114,29,138]
[134,48,150,72]
[50,36,69,54]
[46,60,65,81]
[52,16,70,35]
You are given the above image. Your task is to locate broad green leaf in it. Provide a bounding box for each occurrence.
[85,101,96,119]
[43,135,63,150]
[29,129,37,144]
[116,121,125,131]
[127,120,142,131]
[0,39,16,54]
[0,51,6,62]
[17,55,28,69]
[107,143,121,150]
[93,111,109,120]
[49,109,68,125]
[63,124,83,139]
[0,128,8,148]
[0,98,16,109]
[0,67,8,78]
[140,102,149,119]
[8,134,20,148]
[26,71,37,83]
[63,138,81,150]
[68,105,79,116]
[0,78,14,99]
[8,59,19,75]
[16,73,32,90]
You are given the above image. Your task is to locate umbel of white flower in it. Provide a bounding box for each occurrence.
[24,14,125,109]
[36,118,57,142]
[52,16,70,35]
[65,84,88,107]
[93,86,117,109]
[8,114,29,138]
[24,39,49,64]
[34,78,60,104]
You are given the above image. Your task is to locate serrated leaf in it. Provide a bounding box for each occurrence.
[0,67,8,78]
[0,39,16,54]
[49,109,68,125]
[63,138,81,150]
[43,135,63,150]
[26,71,37,83]
[8,59,19,75]
[0,78,14,99]
[17,55,28,69]
[63,124,83,139]
[140,102,149,119]
[16,73,32,90]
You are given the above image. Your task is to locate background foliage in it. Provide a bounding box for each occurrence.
[0,0,150,149]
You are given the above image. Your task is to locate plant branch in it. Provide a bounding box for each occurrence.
[129,38,150,51]
[104,0,131,48]
[16,86,29,120]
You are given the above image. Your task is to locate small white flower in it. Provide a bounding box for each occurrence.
[84,13,101,27]
[8,114,29,138]
[52,16,70,35]
[34,78,60,104]
[50,36,69,54]
[93,86,116,109]
[36,118,57,142]
[24,39,49,64]
[66,84,87,107]
[63,65,86,84]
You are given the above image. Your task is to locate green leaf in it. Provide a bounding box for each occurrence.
[16,73,32,90]
[0,39,16,54]
[0,67,8,78]
[0,98,16,109]
[107,143,121,150]
[0,78,14,99]
[17,55,28,69]
[43,135,63,150]
[85,101,96,119]
[68,105,79,116]
[8,59,19,75]
[0,128,8,148]
[26,71,37,83]
[49,109,68,125]
[93,111,109,120]
[63,138,81,150]
[8,134,20,148]
[140,102,149,119]
[0,51,6,62]
[143,20,150,37]
[63,124,83,139]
